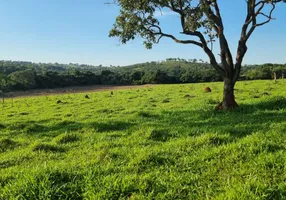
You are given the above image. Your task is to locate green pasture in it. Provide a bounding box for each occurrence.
[0,80,285,199]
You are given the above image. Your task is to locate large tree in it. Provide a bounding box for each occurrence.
[109,0,285,109]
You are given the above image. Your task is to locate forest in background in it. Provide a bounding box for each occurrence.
[0,58,285,92]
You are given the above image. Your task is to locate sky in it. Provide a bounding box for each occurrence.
[0,0,285,66]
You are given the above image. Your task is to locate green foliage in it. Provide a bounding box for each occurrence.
[0,60,285,92]
[0,80,285,198]
[9,70,37,90]
[243,64,286,80]
[109,0,215,49]
[0,73,12,93]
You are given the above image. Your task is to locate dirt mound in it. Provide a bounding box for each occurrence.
[204,87,212,93]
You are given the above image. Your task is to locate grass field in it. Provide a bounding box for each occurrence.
[0,80,285,199]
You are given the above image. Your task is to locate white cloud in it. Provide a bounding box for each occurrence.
[154,10,179,18]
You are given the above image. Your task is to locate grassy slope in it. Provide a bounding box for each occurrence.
[0,80,285,199]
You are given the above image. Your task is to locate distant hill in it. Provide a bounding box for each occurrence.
[0,59,285,92]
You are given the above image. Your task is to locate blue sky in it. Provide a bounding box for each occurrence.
[0,0,285,66]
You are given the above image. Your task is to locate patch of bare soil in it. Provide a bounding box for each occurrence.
[6,85,155,99]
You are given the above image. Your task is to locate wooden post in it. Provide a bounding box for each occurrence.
[274,72,277,82]
[11,93,14,107]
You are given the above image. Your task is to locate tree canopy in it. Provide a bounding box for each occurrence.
[109,0,285,109]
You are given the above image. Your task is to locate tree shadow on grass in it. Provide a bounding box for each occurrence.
[148,129,172,142]
[6,120,83,136]
[88,121,135,133]
[5,119,136,138]
[4,97,285,142]
[46,121,84,133]
[154,97,286,140]
[237,96,286,113]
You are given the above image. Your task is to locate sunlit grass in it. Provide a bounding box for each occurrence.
[0,80,285,199]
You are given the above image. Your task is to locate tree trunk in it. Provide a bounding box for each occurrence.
[216,78,238,110]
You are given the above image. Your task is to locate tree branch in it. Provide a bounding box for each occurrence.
[234,0,282,83]
[164,0,225,76]
[145,23,203,47]
[201,0,234,77]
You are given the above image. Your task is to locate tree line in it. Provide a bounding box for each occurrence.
[0,59,285,93]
